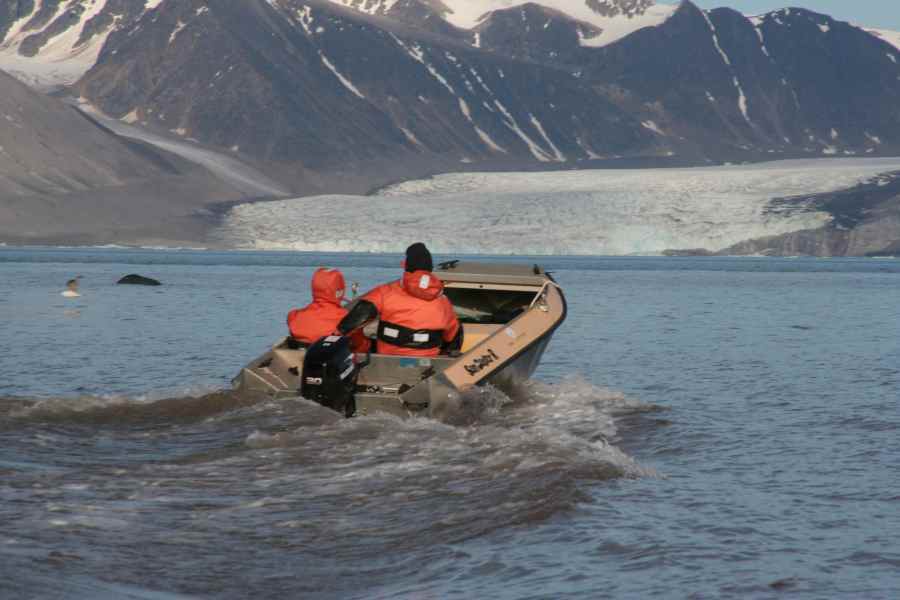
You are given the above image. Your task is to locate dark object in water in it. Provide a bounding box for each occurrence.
[117,274,161,286]
[769,577,798,590]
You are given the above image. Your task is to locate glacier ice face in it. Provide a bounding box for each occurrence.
[217,158,900,255]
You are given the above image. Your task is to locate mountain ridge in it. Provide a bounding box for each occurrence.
[1,0,899,253]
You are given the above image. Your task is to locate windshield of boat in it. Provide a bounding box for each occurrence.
[444,287,537,324]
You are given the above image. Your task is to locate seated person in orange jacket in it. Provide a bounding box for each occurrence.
[339,243,460,357]
[287,268,369,352]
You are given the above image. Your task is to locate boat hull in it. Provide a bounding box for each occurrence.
[232,262,566,418]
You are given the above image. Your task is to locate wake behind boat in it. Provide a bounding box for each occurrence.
[232,261,566,418]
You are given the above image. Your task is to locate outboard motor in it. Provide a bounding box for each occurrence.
[300,335,360,417]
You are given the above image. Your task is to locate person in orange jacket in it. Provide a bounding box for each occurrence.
[339,243,461,357]
[287,268,369,352]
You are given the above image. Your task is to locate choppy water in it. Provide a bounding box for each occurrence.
[2,248,899,599]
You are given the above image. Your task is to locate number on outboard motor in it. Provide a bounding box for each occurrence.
[300,335,360,417]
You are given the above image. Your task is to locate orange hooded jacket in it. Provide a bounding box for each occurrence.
[287,268,369,352]
[361,270,460,357]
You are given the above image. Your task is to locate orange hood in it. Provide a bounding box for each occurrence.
[311,268,345,305]
[401,270,444,301]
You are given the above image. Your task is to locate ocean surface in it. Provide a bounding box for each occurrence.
[2,247,899,599]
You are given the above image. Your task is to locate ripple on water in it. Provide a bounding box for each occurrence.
[1,377,654,596]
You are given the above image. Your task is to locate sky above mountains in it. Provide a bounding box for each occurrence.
[660,1,900,30]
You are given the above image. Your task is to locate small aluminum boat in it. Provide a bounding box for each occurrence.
[232,261,566,418]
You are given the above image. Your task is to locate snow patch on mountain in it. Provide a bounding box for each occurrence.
[0,0,169,91]
[0,0,165,90]
[865,132,882,145]
[0,0,110,89]
[326,0,675,47]
[439,0,674,47]
[169,20,188,45]
[319,52,366,99]
[529,114,565,161]
[642,120,664,135]
[492,99,556,162]
[218,158,900,255]
[866,28,900,52]
[325,0,399,17]
[400,127,424,148]
[702,11,752,126]
[753,25,771,58]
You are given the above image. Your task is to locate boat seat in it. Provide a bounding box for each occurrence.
[360,323,502,356]
[355,354,455,389]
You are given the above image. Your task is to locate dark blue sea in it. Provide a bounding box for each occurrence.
[1,247,899,599]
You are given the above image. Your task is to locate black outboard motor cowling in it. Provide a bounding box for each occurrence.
[300,335,359,417]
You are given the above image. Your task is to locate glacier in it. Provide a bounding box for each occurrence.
[217,158,900,256]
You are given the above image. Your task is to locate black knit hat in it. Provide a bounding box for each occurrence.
[405,242,433,273]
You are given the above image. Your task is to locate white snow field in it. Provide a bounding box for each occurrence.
[325,0,676,48]
[218,158,900,255]
[0,0,120,90]
[437,0,677,47]
[0,1,164,90]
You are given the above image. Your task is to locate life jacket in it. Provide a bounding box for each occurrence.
[288,268,369,352]
[361,270,460,357]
